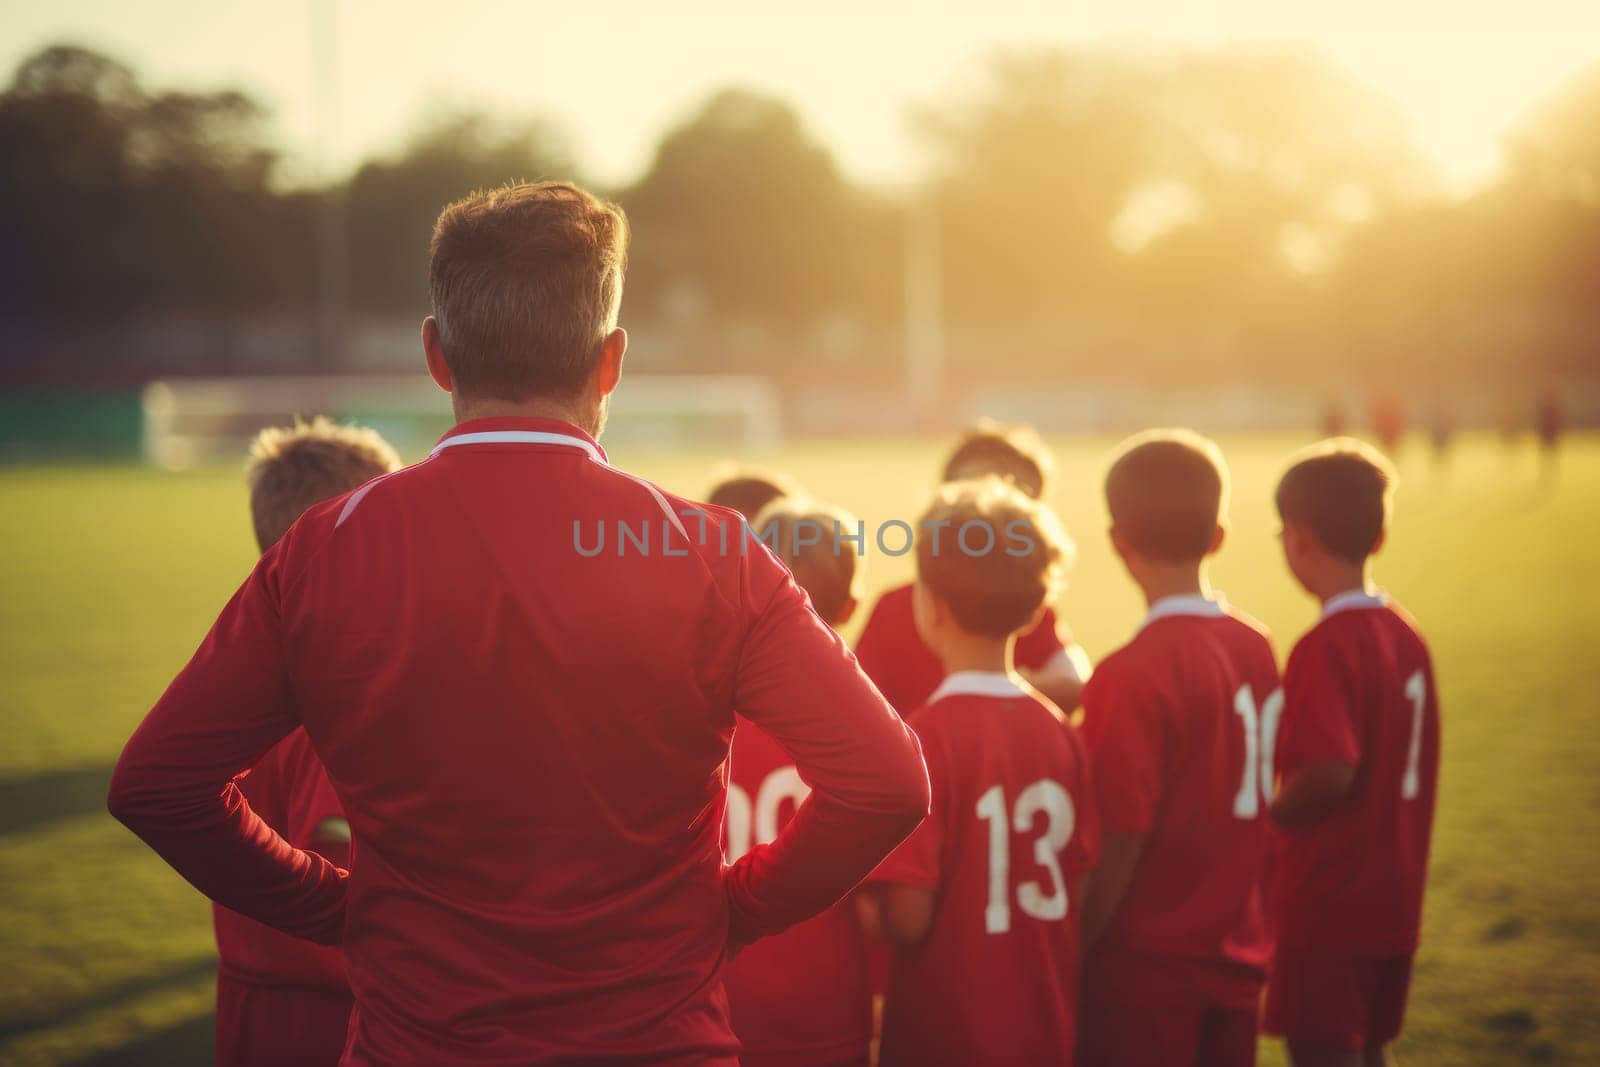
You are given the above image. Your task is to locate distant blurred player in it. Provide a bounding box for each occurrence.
[1497,395,1522,451]
[861,478,1098,1066]
[1077,430,1280,1067]
[1370,395,1405,456]
[1320,398,1348,440]
[1536,388,1564,484]
[1425,403,1453,472]
[1264,440,1441,1067]
[723,497,873,1067]
[856,421,1092,712]
[707,466,802,521]
[215,417,400,1067]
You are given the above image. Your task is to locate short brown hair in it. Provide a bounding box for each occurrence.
[1104,429,1229,561]
[247,417,401,550]
[707,466,801,521]
[941,419,1053,500]
[1276,438,1397,562]
[916,477,1070,638]
[752,497,863,625]
[429,181,629,401]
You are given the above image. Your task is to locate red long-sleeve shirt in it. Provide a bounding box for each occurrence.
[109,417,929,1066]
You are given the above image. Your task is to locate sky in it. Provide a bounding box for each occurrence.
[2,0,1598,193]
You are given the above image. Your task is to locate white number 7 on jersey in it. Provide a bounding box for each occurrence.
[1232,685,1285,818]
[1402,669,1426,800]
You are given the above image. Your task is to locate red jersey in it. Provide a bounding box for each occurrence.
[723,716,872,1067]
[213,728,348,992]
[856,582,1071,714]
[1079,595,1279,977]
[1270,591,1440,956]
[214,728,351,1067]
[109,417,929,1067]
[872,672,1099,1066]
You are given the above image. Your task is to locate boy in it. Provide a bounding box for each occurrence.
[1264,439,1441,1067]
[1077,429,1280,1067]
[861,478,1098,1066]
[723,497,874,1067]
[707,465,802,521]
[214,416,400,1067]
[855,420,1092,712]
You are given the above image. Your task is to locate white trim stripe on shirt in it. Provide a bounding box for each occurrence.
[928,670,1029,704]
[430,429,606,463]
[335,465,422,529]
[1140,593,1228,631]
[426,427,687,540]
[1322,588,1389,619]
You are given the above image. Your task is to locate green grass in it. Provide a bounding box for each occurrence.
[2,433,1597,1065]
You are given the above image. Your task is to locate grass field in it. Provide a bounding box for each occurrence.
[2,432,1598,1065]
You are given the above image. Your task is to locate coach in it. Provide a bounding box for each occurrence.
[109,181,929,1065]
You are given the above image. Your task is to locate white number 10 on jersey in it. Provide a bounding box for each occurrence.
[975,779,1075,935]
[1232,685,1285,818]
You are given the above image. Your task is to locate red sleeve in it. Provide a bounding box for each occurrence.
[1276,636,1362,774]
[107,550,347,945]
[1068,726,1101,874]
[258,729,346,850]
[852,592,908,712]
[723,553,931,944]
[1015,606,1069,671]
[1078,665,1165,836]
[870,718,946,890]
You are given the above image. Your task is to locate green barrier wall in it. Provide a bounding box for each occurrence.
[0,391,144,460]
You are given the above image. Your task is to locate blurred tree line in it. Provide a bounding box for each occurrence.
[1,42,1596,391]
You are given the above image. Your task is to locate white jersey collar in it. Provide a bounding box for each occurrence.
[928,670,1029,704]
[1322,587,1389,619]
[1141,593,1228,631]
[430,429,605,465]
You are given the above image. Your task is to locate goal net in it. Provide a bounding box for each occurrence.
[141,374,783,468]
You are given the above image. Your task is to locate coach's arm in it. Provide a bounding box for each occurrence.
[107,550,347,945]
[723,559,931,946]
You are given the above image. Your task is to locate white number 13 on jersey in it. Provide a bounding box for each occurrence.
[975,779,1075,935]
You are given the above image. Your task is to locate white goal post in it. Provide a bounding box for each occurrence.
[141,374,782,468]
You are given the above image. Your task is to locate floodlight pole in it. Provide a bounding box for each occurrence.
[904,186,944,430]
[311,0,348,371]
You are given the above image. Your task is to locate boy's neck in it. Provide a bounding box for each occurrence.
[935,631,1015,678]
[1312,560,1374,605]
[1136,559,1212,612]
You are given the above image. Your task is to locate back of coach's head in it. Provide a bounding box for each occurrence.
[421,181,630,425]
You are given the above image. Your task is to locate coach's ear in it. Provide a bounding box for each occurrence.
[1372,527,1387,555]
[1207,523,1227,555]
[422,317,453,394]
[595,328,627,398]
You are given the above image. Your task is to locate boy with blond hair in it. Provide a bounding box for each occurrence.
[723,495,875,1067]
[214,416,400,1067]
[855,420,1092,713]
[861,478,1098,1066]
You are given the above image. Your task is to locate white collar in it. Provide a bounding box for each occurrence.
[1141,593,1228,631]
[430,430,605,464]
[1322,587,1388,619]
[928,670,1028,703]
